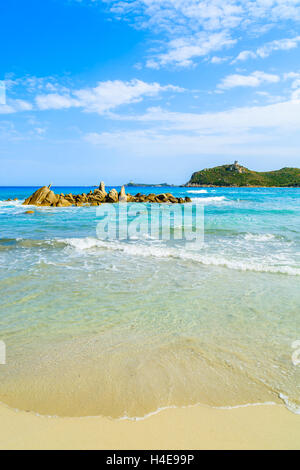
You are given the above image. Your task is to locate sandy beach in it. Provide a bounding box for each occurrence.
[0,402,299,450]
[1,189,300,450]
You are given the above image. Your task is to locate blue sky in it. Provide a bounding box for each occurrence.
[1,0,300,185]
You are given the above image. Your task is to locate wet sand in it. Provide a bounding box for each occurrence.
[0,402,299,450]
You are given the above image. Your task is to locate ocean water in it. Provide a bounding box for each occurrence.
[0,186,299,418]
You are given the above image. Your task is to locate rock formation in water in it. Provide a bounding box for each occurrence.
[22,184,192,207]
[119,185,127,203]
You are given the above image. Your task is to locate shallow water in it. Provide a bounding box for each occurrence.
[0,186,299,417]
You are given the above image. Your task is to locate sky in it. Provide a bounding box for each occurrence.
[1,0,300,185]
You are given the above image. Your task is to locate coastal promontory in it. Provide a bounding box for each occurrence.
[185,162,300,187]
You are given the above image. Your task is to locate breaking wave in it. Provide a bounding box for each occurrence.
[244,233,276,242]
[61,237,300,276]
[191,196,227,204]
[187,190,208,194]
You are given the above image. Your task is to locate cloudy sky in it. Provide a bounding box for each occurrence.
[1,0,300,185]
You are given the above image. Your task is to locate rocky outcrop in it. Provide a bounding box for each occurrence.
[93,189,107,202]
[22,184,191,207]
[56,197,72,207]
[43,190,60,206]
[23,185,53,206]
[99,181,107,194]
[106,189,119,203]
[119,186,127,203]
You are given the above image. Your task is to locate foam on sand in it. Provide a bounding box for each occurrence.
[0,401,299,450]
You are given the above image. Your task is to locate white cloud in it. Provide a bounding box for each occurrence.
[147,31,236,68]
[85,129,265,157]
[0,99,33,114]
[84,128,300,159]
[284,71,300,80]
[36,79,182,113]
[291,79,300,89]
[36,94,80,110]
[112,98,300,132]
[257,35,300,57]
[100,1,300,67]
[255,91,285,103]
[105,1,300,32]
[4,75,70,94]
[233,50,257,63]
[247,0,300,22]
[283,71,300,95]
[218,71,280,89]
[233,35,300,63]
[83,97,300,158]
[210,56,229,64]
[291,88,300,100]
[106,0,243,33]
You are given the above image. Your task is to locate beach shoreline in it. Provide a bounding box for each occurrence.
[0,402,299,450]
[1,186,299,450]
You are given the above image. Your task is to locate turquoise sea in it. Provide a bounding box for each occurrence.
[0,186,299,418]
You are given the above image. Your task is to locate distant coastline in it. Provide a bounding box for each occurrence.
[124,163,300,188]
[125,182,176,188]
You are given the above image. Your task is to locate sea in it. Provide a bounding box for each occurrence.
[0,185,299,418]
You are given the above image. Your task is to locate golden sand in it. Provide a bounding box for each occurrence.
[0,402,299,450]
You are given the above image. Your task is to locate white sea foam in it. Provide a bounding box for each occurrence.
[64,237,104,250]
[61,237,300,276]
[0,399,282,422]
[118,401,278,422]
[244,233,276,242]
[279,394,300,415]
[187,190,208,194]
[215,402,276,411]
[191,196,227,204]
[0,200,23,207]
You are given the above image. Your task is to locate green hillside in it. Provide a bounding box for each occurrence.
[186,162,300,187]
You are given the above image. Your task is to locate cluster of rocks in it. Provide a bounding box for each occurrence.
[22,183,192,207]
